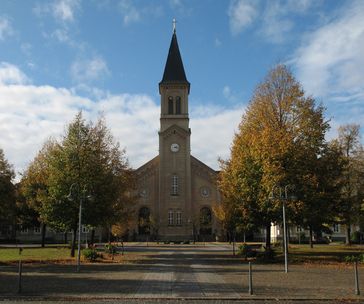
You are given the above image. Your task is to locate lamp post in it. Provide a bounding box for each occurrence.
[270,185,292,273]
[282,186,288,273]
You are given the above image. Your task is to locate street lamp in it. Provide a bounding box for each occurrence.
[270,185,293,273]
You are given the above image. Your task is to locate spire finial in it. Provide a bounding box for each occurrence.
[172,18,177,34]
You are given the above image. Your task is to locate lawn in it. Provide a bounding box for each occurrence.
[0,245,143,264]
[284,243,364,263]
[0,247,73,263]
[0,242,363,264]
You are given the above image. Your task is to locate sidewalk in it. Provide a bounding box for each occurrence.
[0,244,363,302]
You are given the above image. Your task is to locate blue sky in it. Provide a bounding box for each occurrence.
[0,0,364,177]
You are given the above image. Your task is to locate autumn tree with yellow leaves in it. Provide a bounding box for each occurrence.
[219,64,337,248]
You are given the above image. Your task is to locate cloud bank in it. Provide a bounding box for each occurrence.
[0,62,242,178]
[292,0,364,133]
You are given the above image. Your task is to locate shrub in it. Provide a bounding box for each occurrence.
[83,248,99,262]
[104,243,117,254]
[273,241,282,248]
[344,254,364,263]
[256,247,276,262]
[237,243,256,259]
[350,231,361,244]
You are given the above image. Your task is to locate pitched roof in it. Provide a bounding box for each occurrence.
[160,32,189,86]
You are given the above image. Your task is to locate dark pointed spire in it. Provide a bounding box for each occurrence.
[160,28,189,87]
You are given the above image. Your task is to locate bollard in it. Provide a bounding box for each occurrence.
[18,260,22,294]
[248,262,253,295]
[354,261,360,295]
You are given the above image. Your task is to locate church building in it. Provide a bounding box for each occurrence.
[133,28,222,241]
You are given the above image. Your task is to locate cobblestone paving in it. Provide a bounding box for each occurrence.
[0,243,363,302]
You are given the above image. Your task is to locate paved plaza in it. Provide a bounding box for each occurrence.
[0,243,363,303]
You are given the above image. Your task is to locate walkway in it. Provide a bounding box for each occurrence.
[0,243,363,302]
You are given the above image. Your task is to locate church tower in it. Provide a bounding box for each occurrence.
[133,24,221,242]
[158,27,192,240]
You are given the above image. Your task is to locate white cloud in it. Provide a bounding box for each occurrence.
[52,28,70,43]
[71,56,110,83]
[259,0,316,43]
[222,85,240,104]
[0,16,14,40]
[227,0,317,42]
[190,105,243,168]
[34,0,81,23]
[214,37,222,47]
[228,0,259,35]
[0,62,30,85]
[119,0,140,25]
[0,64,243,177]
[260,2,293,43]
[53,0,81,22]
[293,0,364,99]
[223,86,231,99]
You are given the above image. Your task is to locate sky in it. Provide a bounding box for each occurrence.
[1,0,364,179]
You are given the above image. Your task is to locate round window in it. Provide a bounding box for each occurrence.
[200,187,210,198]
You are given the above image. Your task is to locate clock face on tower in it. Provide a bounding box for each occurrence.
[171,143,180,152]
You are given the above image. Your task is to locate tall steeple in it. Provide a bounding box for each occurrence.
[158,22,192,241]
[160,27,190,91]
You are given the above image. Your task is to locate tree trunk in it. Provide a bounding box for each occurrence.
[11,221,17,241]
[346,224,351,245]
[265,224,271,249]
[108,226,111,243]
[71,228,77,257]
[41,223,46,248]
[309,226,313,248]
[90,229,95,245]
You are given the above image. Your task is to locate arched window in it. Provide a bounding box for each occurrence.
[168,210,174,226]
[168,96,174,114]
[200,207,212,226]
[138,207,151,235]
[171,175,178,196]
[200,207,212,235]
[176,96,181,114]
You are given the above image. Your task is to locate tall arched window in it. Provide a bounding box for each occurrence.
[171,175,178,196]
[138,207,151,235]
[200,207,212,235]
[176,96,181,114]
[200,207,212,225]
[168,96,174,114]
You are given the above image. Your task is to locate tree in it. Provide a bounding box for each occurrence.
[219,64,330,248]
[290,140,345,247]
[217,158,257,243]
[110,185,136,242]
[20,139,56,247]
[0,148,16,234]
[42,112,133,256]
[336,124,364,244]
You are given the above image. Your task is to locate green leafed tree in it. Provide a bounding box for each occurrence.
[0,148,16,236]
[42,112,133,256]
[20,112,134,256]
[219,64,330,248]
[335,124,364,244]
[20,139,57,247]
